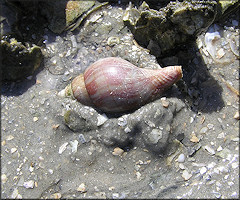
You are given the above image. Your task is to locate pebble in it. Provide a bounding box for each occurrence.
[124,126,131,133]
[215,148,231,159]
[207,123,214,129]
[33,117,38,122]
[1,174,8,183]
[200,127,208,134]
[69,140,78,153]
[233,111,239,120]
[118,116,128,127]
[232,19,238,26]
[10,147,17,154]
[11,188,21,199]
[182,170,192,180]
[51,193,62,199]
[79,134,86,144]
[216,146,223,152]
[136,171,141,180]
[231,162,238,169]
[190,134,199,143]
[200,166,207,175]
[161,98,169,108]
[77,183,86,193]
[6,135,14,141]
[177,153,185,163]
[112,193,119,199]
[203,145,215,155]
[23,180,35,189]
[97,113,108,126]
[179,163,185,169]
[112,147,124,156]
[217,132,225,139]
[148,129,163,144]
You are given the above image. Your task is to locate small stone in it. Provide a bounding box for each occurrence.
[190,134,199,143]
[233,111,239,120]
[179,163,185,169]
[112,147,124,156]
[11,188,19,199]
[109,186,115,191]
[69,140,78,153]
[200,166,207,175]
[217,132,225,138]
[207,123,214,129]
[136,171,141,180]
[77,183,86,193]
[1,174,8,183]
[6,135,14,141]
[59,142,68,154]
[231,162,238,169]
[182,170,192,180]
[23,180,35,189]
[52,124,60,130]
[161,98,169,108]
[124,127,131,133]
[11,147,17,154]
[232,19,238,26]
[33,117,38,122]
[217,146,223,152]
[189,117,194,124]
[97,113,108,126]
[177,154,185,163]
[79,134,86,144]
[112,193,119,198]
[51,192,62,199]
[215,148,231,159]
[200,127,208,134]
[200,115,205,124]
[204,145,215,155]
[29,166,34,172]
[148,129,163,144]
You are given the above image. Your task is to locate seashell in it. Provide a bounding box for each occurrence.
[59,57,182,113]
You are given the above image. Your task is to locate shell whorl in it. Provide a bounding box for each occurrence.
[62,57,183,113]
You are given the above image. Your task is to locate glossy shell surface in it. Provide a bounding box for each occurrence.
[71,57,182,113]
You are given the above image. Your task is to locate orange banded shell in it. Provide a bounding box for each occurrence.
[59,57,183,113]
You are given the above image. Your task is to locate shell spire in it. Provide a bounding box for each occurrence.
[59,57,183,113]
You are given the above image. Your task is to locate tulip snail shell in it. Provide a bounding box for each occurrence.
[59,57,183,113]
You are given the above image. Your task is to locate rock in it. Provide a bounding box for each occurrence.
[69,140,78,153]
[233,111,239,120]
[177,153,185,163]
[41,0,108,33]
[64,103,98,132]
[1,174,8,183]
[203,145,215,155]
[147,129,163,144]
[23,180,35,189]
[123,1,218,57]
[112,147,124,156]
[1,38,42,81]
[190,134,200,143]
[77,183,86,193]
[182,170,192,180]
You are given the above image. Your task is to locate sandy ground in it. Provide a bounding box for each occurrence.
[1,4,239,199]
